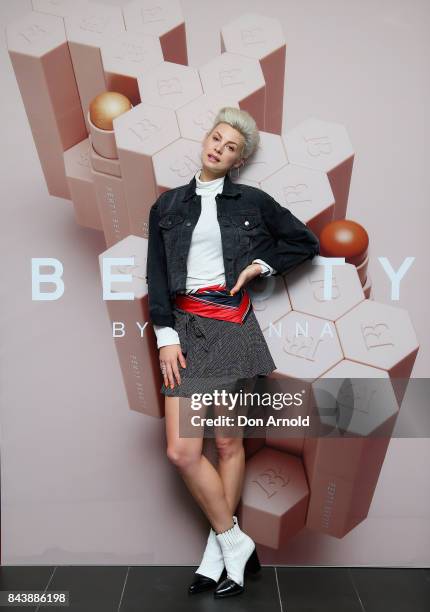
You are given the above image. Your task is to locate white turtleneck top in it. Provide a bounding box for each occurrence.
[153,169,276,348]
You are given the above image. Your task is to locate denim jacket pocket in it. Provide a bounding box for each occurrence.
[158,213,184,229]
[230,211,261,252]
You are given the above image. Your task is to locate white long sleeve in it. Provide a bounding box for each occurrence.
[252,258,277,276]
[153,324,181,348]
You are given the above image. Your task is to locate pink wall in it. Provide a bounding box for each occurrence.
[1,0,429,566]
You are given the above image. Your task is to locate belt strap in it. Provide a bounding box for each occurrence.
[174,284,251,324]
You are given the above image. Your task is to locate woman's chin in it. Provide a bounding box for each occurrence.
[201,162,225,176]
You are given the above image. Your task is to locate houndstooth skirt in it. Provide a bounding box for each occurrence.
[160,303,277,397]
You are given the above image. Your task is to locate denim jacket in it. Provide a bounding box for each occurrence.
[145,172,320,328]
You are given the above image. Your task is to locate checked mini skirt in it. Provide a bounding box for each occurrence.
[160,295,277,398]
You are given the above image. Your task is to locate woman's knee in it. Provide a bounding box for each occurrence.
[166,443,201,470]
[215,437,243,461]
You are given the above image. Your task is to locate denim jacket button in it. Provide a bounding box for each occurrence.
[186,221,191,227]
[244,220,249,226]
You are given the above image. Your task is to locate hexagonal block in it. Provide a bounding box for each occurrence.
[32,0,89,18]
[248,275,292,331]
[263,374,311,456]
[314,359,399,437]
[199,52,266,131]
[283,117,354,220]
[138,61,202,111]
[89,135,121,178]
[237,131,287,183]
[285,259,365,321]
[152,137,202,192]
[7,11,87,198]
[261,163,335,238]
[113,103,180,237]
[239,447,309,549]
[65,3,125,131]
[335,300,419,405]
[221,12,285,134]
[176,92,240,141]
[99,235,164,418]
[100,31,163,105]
[64,137,102,230]
[89,155,131,248]
[263,311,343,381]
[123,0,188,65]
[303,359,399,537]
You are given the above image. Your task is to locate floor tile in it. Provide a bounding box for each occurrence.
[350,567,430,612]
[277,567,363,612]
[40,566,127,611]
[120,566,281,611]
[0,566,54,611]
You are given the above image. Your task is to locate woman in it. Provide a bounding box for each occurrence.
[146,107,319,598]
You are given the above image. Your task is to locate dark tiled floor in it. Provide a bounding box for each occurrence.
[0,565,429,611]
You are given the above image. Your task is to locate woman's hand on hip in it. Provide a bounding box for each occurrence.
[229,263,263,296]
[159,344,186,389]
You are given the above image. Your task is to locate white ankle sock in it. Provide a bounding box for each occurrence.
[195,515,237,582]
[215,521,255,587]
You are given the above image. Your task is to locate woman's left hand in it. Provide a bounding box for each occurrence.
[229,263,263,296]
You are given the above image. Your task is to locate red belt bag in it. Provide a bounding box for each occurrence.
[174,284,251,324]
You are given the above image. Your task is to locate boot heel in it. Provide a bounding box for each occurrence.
[245,547,261,574]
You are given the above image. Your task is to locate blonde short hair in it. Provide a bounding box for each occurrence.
[209,106,260,160]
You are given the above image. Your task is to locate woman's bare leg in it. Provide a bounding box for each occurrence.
[213,391,247,515]
[214,435,245,515]
[214,378,255,514]
[165,395,234,534]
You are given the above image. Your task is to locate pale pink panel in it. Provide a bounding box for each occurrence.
[113,103,180,238]
[99,235,164,418]
[65,4,125,132]
[89,137,121,178]
[243,437,265,460]
[363,273,372,299]
[123,0,188,65]
[221,12,286,134]
[283,118,354,220]
[90,168,131,248]
[152,138,202,192]
[137,61,202,111]
[263,376,311,456]
[100,31,163,105]
[88,112,118,160]
[356,253,369,285]
[261,163,335,238]
[176,93,240,141]
[238,131,287,183]
[63,137,102,230]
[199,52,266,131]
[263,311,343,381]
[285,260,365,321]
[336,300,419,405]
[304,360,399,537]
[32,0,89,18]
[248,275,291,331]
[7,11,87,198]
[239,447,309,549]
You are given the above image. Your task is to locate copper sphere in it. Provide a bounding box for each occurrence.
[89,92,132,131]
[319,220,369,266]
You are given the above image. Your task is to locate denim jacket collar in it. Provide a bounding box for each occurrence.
[181,170,242,201]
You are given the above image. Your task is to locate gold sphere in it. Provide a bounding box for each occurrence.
[89,92,132,131]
